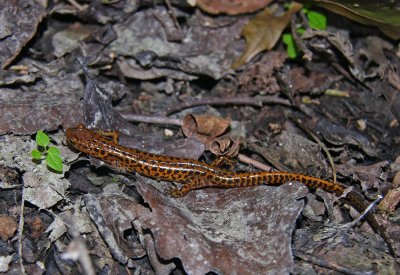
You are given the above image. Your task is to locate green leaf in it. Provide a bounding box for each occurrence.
[296,27,306,35]
[282,33,298,59]
[46,146,63,172]
[307,10,327,30]
[286,44,298,59]
[282,33,293,44]
[36,130,50,147]
[31,149,42,160]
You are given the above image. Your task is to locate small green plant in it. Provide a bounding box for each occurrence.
[31,130,63,173]
[283,6,327,59]
[282,33,298,59]
[304,9,327,30]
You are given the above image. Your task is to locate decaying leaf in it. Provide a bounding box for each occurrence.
[182,114,231,147]
[314,0,400,40]
[379,188,400,213]
[196,0,273,15]
[358,36,394,78]
[0,0,47,69]
[237,51,286,95]
[0,73,84,135]
[135,178,308,274]
[0,216,17,241]
[315,118,377,157]
[52,22,92,58]
[285,67,341,94]
[109,7,245,80]
[232,2,302,69]
[23,172,70,209]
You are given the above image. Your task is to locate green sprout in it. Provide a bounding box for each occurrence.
[31,130,63,173]
[282,33,298,59]
[283,6,327,59]
[306,10,327,30]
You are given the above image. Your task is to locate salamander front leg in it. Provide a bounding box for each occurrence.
[211,156,237,170]
[97,129,119,145]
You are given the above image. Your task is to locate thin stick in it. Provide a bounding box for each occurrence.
[165,96,291,115]
[164,0,183,35]
[238,154,273,171]
[291,13,313,61]
[17,184,26,274]
[340,195,383,230]
[121,113,182,126]
[293,250,373,275]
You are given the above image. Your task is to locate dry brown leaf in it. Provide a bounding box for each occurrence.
[232,2,302,69]
[196,0,273,15]
[27,216,45,239]
[314,0,400,40]
[182,114,231,147]
[238,51,286,95]
[378,188,400,213]
[135,179,308,274]
[0,216,17,241]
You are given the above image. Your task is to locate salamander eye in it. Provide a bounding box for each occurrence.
[68,136,76,144]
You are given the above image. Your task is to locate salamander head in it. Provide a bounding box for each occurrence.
[65,124,99,154]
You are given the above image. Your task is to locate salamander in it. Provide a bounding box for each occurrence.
[65,124,394,254]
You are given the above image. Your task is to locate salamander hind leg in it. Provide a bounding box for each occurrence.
[167,177,206,198]
[167,186,189,198]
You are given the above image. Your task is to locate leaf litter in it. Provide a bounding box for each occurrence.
[0,1,399,274]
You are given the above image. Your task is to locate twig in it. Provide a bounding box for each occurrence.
[17,184,26,274]
[238,154,273,171]
[164,0,183,36]
[165,96,291,115]
[293,250,373,275]
[247,142,291,172]
[67,0,86,11]
[291,13,313,61]
[121,113,182,126]
[339,195,383,230]
[291,117,337,183]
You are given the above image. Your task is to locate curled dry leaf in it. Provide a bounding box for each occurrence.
[232,2,302,69]
[209,136,244,158]
[182,114,231,147]
[196,0,273,15]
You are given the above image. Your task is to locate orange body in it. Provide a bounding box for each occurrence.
[66,124,346,197]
